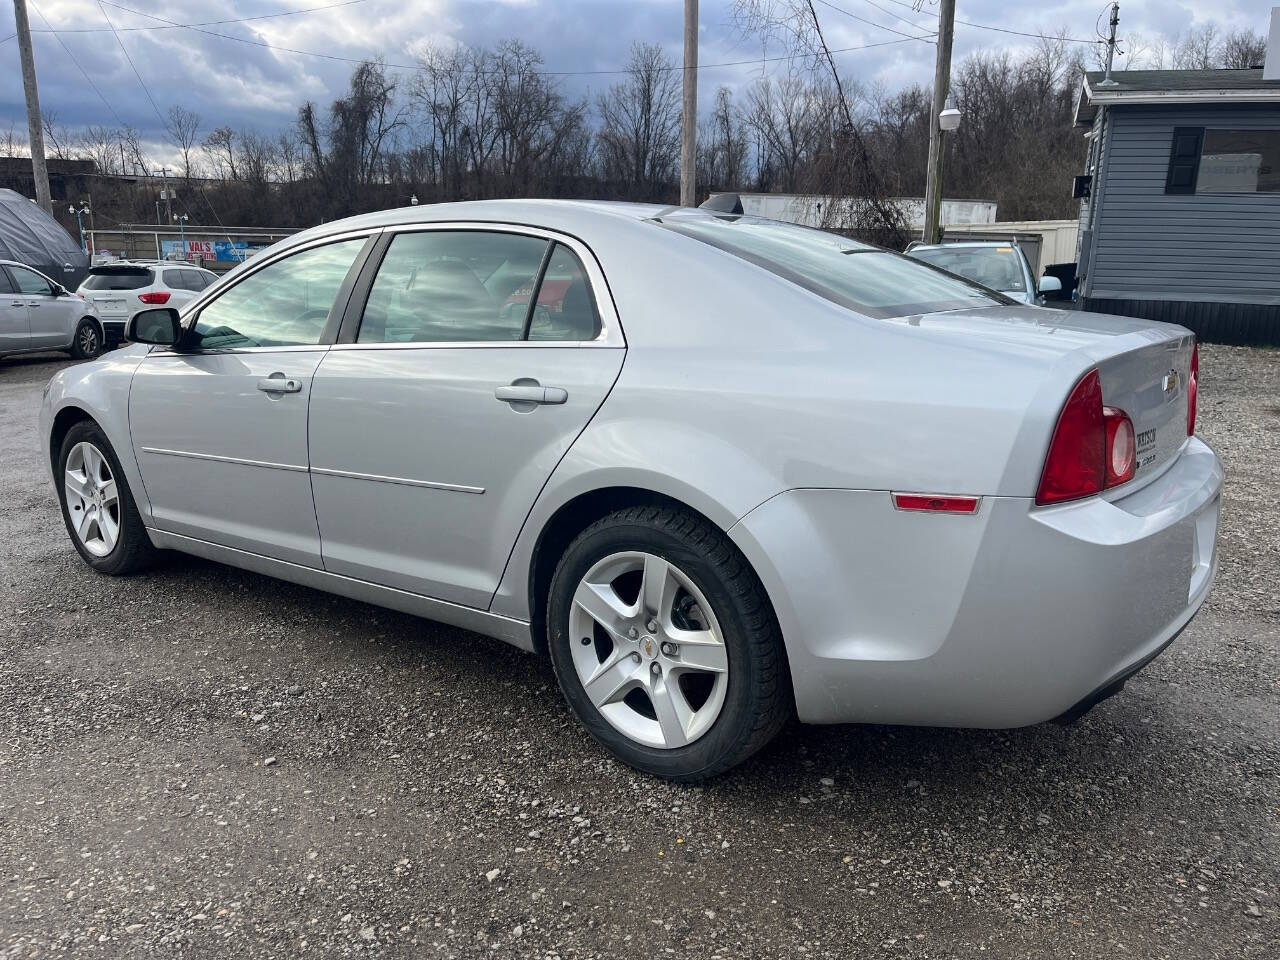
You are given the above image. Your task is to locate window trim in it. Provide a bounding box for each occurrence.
[332,221,623,350]
[168,229,379,355]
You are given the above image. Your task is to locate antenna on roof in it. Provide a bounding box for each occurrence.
[1099,3,1120,87]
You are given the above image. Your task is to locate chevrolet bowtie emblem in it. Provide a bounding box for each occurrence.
[1163,369,1180,399]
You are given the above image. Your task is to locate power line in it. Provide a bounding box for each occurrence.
[854,0,935,32]
[96,1,167,128]
[31,0,369,35]
[88,2,924,76]
[811,0,935,43]
[878,0,1101,44]
[28,1,128,127]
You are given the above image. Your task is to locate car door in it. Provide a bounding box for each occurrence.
[7,264,68,348]
[308,226,626,609]
[0,268,31,353]
[129,233,375,567]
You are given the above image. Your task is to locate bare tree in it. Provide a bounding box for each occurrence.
[203,126,238,180]
[41,110,74,160]
[596,42,682,199]
[1219,28,1267,69]
[1173,24,1221,70]
[166,106,202,180]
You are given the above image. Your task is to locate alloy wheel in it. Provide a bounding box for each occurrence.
[64,441,119,557]
[568,551,729,749]
[78,325,99,356]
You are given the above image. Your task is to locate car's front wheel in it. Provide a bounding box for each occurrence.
[547,505,791,781]
[57,421,156,575]
[70,319,103,360]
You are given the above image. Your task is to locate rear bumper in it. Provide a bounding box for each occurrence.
[729,437,1222,727]
[100,319,127,348]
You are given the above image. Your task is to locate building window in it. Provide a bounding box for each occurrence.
[1197,130,1280,193]
[1166,127,1280,195]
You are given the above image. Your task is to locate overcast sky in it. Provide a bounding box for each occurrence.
[1,0,1272,151]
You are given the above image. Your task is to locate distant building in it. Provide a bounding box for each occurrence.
[0,157,108,203]
[1073,60,1280,344]
[707,192,998,231]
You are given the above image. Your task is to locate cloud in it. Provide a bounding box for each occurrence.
[0,0,1271,150]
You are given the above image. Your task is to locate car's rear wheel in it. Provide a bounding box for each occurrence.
[57,421,156,575]
[70,319,103,360]
[547,505,791,781]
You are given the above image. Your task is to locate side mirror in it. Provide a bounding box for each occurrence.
[126,307,183,346]
[1038,275,1063,294]
[51,282,66,296]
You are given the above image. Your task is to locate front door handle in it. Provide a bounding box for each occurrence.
[257,376,302,394]
[495,383,568,405]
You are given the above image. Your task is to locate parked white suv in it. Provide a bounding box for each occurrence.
[77,262,219,347]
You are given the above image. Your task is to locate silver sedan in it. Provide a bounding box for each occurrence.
[1,260,105,361]
[39,200,1222,780]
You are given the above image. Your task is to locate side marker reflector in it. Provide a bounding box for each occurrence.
[892,493,981,514]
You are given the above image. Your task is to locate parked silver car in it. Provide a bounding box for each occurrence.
[907,241,1062,305]
[1,260,105,361]
[39,200,1221,780]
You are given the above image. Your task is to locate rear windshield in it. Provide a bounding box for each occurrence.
[909,246,1027,293]
[82,268,153,291]
[656,215,1010,318]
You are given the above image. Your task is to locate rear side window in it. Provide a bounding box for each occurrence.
[82,269,152,291]
[191,238,366,349]
[357,231,551,343]
[657,215,1010,318]
[527,243,601,341]
[163,269,193,290]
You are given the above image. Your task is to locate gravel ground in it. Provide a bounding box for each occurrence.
[0,345,1276,959]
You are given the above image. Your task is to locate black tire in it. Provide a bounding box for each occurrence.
[69,318,103,360]
[546,505,791,782]
[56,420,157,575]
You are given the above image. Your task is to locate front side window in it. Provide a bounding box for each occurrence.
[358,231,554,343]
[908,246,1028,294]
[9,266,55,296]
[190,238,366,349]
[1196,129,1280,193]
[658,215,1009,318]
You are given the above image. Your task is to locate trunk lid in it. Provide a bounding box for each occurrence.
[904,304,1196,489]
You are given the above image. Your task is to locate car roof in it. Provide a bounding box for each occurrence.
[269,199,682,257]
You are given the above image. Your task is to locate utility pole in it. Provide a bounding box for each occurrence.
[921,0,956,245]
[1099,3,1120,86]
[680,0,698,207]
[13,0,53,214]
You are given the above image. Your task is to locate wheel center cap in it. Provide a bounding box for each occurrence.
[640,636,657,659]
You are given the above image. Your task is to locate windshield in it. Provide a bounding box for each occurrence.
[82,268,153,291]
[908,246,1027,293]
[655,215,1010,318]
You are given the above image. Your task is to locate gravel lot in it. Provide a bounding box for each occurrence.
[1,345,1277,959]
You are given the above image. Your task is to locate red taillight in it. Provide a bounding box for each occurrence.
[1036,369,1136,506]
[1036,370,1106,505]
[138,291,170,305]
[1187,342,1198,436]
[1104,406,1135,486]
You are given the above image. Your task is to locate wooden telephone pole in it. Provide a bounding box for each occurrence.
[13,0,53,214]
[680,0,698,207]
[921,0,956,245]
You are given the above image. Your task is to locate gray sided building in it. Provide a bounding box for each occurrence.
[1073,67,1280,345]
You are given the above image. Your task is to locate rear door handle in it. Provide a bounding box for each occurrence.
[495,384,567,405]
[257,377,302,394]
